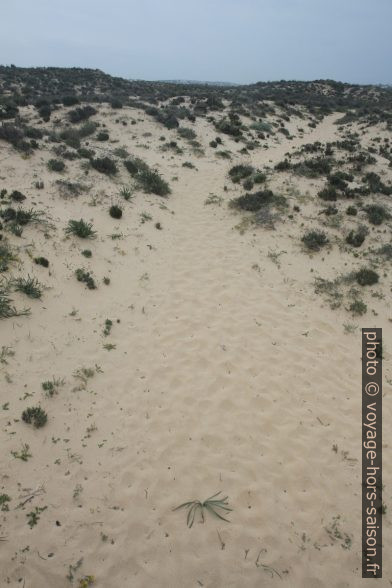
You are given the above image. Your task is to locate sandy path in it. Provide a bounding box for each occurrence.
[1,112,391,587]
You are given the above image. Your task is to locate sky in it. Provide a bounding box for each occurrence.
[0,0,391,85]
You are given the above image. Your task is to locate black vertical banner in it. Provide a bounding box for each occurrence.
[362,328,382,578]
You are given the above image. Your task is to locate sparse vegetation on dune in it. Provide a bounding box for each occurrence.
[0,64,391,587]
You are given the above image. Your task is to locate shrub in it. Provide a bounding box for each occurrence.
[38,104,51,122]
[47,159,65,172]
[346,227,367,248]
[110,99,123,109]
[0,123,28,151]
[24,126,43,140]
[96,131,109,141]
[60,128,81,149]
[62,95,79,107]
[10,190,26,202]
[75,268,96,289]
[0,283,30,319]
[349,300,367,316]
[318,185,338,201]
[65,219,96,239]
[177,127,196,141]
[301,230,329,251]
[275,159,291,171]
[34,256,49,268]
[364,204,389,225]
[13,276,43,299]
[0,241,17,272]
[346,206,357,216]
[356,268,379,286]
[243,178,254,191]
[229,190,282,212]
[91,157,117,175]
[68,106,97,123]
[215,117,242,137]
[228,164,254,183]
[22,406,47,428]
[78,147,95,159]
[81,249,92,258]
[124,159,139,176]
[209,140,218,148]
[78,121,97,137]
[253,172,267,184]
[137,169,171,196]
[109,205,122,219]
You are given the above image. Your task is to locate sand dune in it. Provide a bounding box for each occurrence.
[0,85,391,587]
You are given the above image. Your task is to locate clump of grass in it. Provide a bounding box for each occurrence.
[0,283,30,319]
[137,168,171,196]
[0,494,11,511]
[177,127,197,141]
[34,256,49,268]
[302,230,329,252]
[11,443,32,461]
[173,491,232,528]
[119,186,132,201]
[13,276,43,299]
[355,268,379,286]
[22,406,48,428]
[109,205,122,219]
[42,378,64,397]
[103,319,112,336]
[0,241,17,272]
[47,159,65,172]
[27,506,47,528]
[75,268,97,290]
[65,219,96,239]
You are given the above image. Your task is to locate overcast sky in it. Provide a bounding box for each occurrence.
[1,0,391,84]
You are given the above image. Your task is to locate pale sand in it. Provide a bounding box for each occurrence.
[0,105,391,587]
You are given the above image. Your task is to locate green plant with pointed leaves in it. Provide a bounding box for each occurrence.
[173,491,232,528]
[65,219,96,239]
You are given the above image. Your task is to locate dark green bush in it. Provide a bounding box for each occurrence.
[229,190,281,212]
[10,190,26,202]
[62,95,80,106]
[346,205,357,216]
[228,164,254,183]
[96,131,109,141]
[22,406,47,428]
[137,169,170,196]
[318,185,338,201]
[346,227,367,247]
[364,204,389,225]
[109,205,122,219]
[68,106,97,123]
[356,268,379,286]
[302,230,329,251]
[91,157,117,175]
[75,268,96,289]
[47,159,65,172]
[34,256,49,268]
[124,159,139,176]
